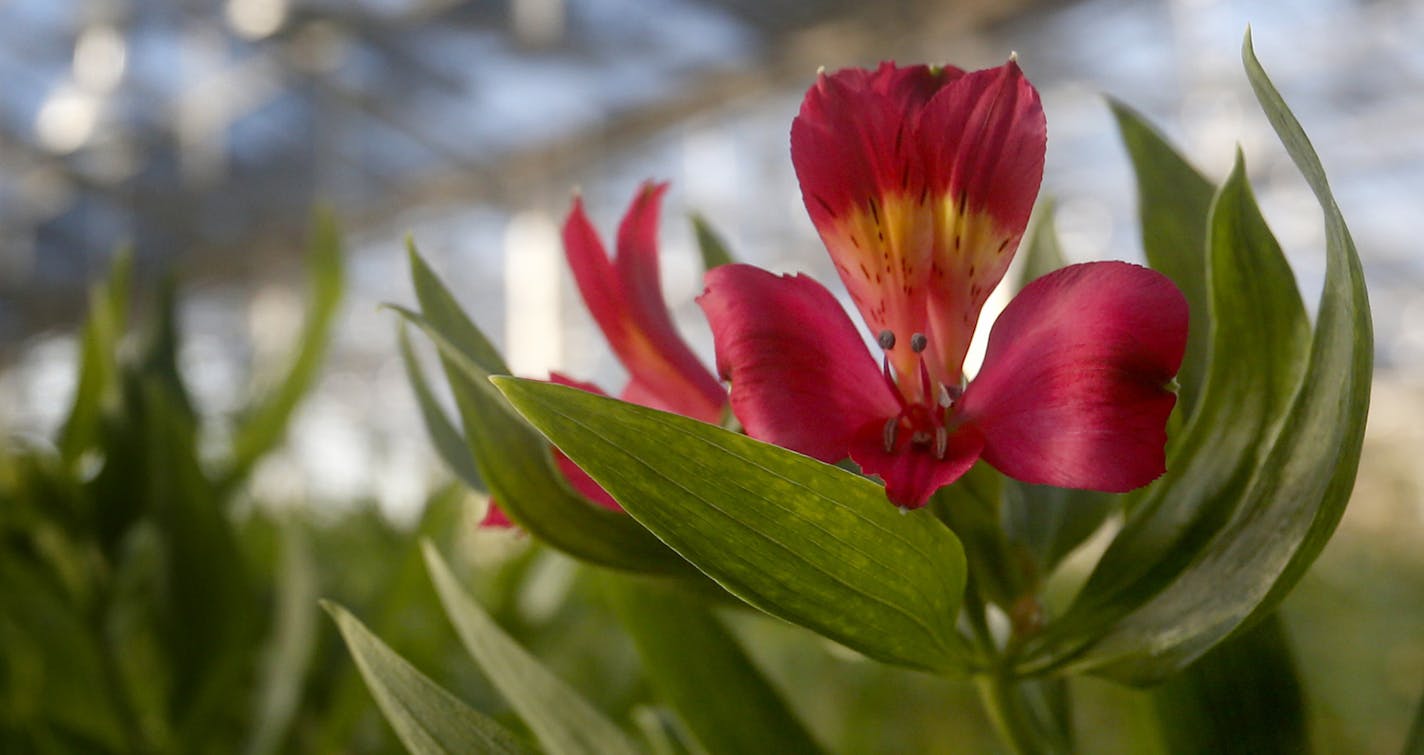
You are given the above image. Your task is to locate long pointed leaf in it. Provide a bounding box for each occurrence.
[1034,32,1371,683]
[392,304,690,574]
[604,575,824,755]
[59,249,131,463]
[422,542,642,755]
[494,378,970,673]
[1022,148,1311,671]
[324,601,533,755]
[397,324,484,492]
[402,244,689,574]
[221,210,345,490]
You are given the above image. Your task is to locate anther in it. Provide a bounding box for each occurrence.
[882,417,899,453]
[877,330,896,350]
[934,427,948,460]
[910,332,928,353]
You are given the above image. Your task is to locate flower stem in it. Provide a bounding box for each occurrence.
[975,668,1073,755]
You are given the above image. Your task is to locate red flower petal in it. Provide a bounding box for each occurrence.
[957,262,1188,492]
[791,62,961,228]
[790,61,1047,392]
[562,184,726,424]
[848,422,984,509]
[919,60,1047,382]
[698,264,900,463]
[480,502,514,528]
[791,63,963,391]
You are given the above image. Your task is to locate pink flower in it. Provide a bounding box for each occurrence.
[483,182,727,526]
[698,61,1188,509]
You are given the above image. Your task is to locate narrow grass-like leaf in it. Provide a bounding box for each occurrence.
[1022,149,1311,671]
[423,542,642,755]
[133,376,258,744]
[604,575,824,755]
[401,243,688,572]
[1030,33,1371,682]
[392,303,689,574]
[323,601,533,755]
[59,249,131,464]
[494,378,970,672]
[691,214,736,270]
[221,210,344,490]
[1110,101,1216,418]
[244,519,319,755]
[1149,612,1308,755]
[397,324,484,492]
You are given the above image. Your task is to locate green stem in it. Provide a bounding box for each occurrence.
[963,581,1072,755]
[975,669,1073,755]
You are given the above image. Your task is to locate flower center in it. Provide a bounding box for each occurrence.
[876,329,963,459]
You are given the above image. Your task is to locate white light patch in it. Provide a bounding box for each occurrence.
[961,276,1013,380]
[226,0,288,39]
[73,25,127,92]
[504,211,564,377]
[35,85,100,154]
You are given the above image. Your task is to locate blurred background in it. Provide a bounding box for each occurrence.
[1,0,1421,752]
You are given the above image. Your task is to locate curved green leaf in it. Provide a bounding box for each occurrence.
[1027,33,1371,682]
[400,244,690,574]
[323,601,533,755]
[494,377,970,673]
[221,210,345,490]
[1021,148,1311,672]
[422,543,642,755]
[59,249,131,464]
[397,324,484,492]
[604,575,824,755]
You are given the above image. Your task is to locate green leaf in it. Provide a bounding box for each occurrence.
[220,209,345,491]
[1150,613,1308,755]
[1017,199,1070,289]
[1003,201,1117,576]
[244,519,319,755]
[138,275,196,421]
[323,601,534,755]
[422,542,642,755]
[1025,32,1371,683]
[691,214,736,270]
[400,245,689,574]
[58,249,131,464]
[130,376,260,743]
[1024,148,1310,671]
[1110,100,1216,419]
[494,378,970,673]
[0,552,130,750]
[397,324,484,492]
[603,575,824,755]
